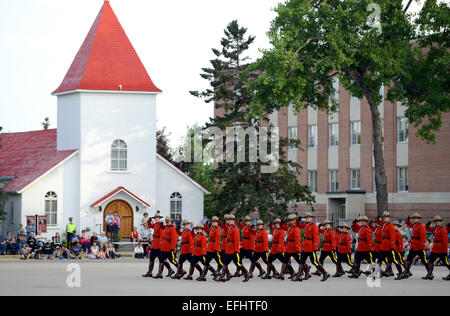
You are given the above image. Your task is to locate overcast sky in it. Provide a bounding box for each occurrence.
[0,0,280,148]
[0,0,424,148]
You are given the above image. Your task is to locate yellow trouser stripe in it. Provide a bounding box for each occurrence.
[312,252,318,266]
[423,251,428,264]
[347,254,354,267]
[369,252,374,264]
[266,252,269,263]
[217,252,223,266]
[391,251,398,265]
[236,253,241,266]
[445,256,449,266]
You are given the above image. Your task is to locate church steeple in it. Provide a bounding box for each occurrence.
[53,1,161,95]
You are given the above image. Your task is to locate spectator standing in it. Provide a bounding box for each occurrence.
[25,221,35,238]
[141,212,150,227]
[200,215,209,228]
[105,211,114,239]
[66,217,76,248]
[0,235,6,255]
[139,223,150,255]
[175,214,182,230]
[113,213,121,241]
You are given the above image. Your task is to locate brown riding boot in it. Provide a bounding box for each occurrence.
[333,263,345,277]
[261,263,273,279]
[255,262,265,277]
[277,264,288,280]
[184,265,195,280]
[172,264,183,279]
[349,263,361,279]
[164,262,175,277]
[197,265,209,281]
[317,264,330,281]
[422,263,434,280]
[153,262,165,279]
[142,261,155,278]
[303,264,312,280]
[291,264,304,282]
[248,263,256,278]
[240,265,251,282]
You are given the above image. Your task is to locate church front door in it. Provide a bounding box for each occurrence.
[103,200,133,240]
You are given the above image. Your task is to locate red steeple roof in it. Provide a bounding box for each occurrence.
[52,1,161,95]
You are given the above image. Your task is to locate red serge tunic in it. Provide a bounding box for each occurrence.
[193,234,208,257]
[298,222,319,252]
[381,223,396,252]
[319,228,336,252]
[374,226,383,252]
[395,231,403,253]
[237,222,257,251]
[254,229,269,253]
[179,229,195,254]
[270,228,286,255]
[205,226,222,253]
[406,219,427,251]
[218,222,230,252]
[426,224,448,254]
[338,232,352,254]
[160,225,178,252]
[225,225,241,255]
[285,225,301,253]
[148,221,165,250]
[352,224,373,252]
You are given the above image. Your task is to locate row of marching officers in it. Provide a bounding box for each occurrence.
[141,211,449,282]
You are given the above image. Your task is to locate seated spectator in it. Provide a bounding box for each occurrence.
[90,242,100,259]
[27,233,37,251]
[52,232,62,248]
[134,243,144,259]
[60,246,70,259]
[25,221,35,238]
[34,230,45,248]
[90,232,98,247]
[21,244,33,260]
[139,223,150,255]
[70,241,82,259]
[6,232,19,255]
[98,248,106,259]
[17,229,28,254]
[34,245,44,260]
[106,242,120,259]
[53,246,64,259]
[80,230,91,254]
[0,235,6,255]
[97,232,109,250]
[70,231,80,248]
[42,242,54,259]
[131,227,139,245]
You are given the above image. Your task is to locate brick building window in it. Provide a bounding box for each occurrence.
[308,125,317,149]
[351,169,361,190]
[288,126,298,150]
[398,167,408,192]
[308,170,318,193]
[329,123,339,147]
[351,121,361,146]
[398,117,409,143]
[329,169,339,192]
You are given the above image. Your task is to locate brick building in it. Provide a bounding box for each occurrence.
[214,79,450,223]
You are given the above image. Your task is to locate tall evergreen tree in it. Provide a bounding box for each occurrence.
[191,20,315,221]
[42,117,50,130]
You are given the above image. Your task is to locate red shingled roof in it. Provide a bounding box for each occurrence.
[0,129,77,192]
[52,0,161,95]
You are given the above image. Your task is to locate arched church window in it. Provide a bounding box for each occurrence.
[111,140,127,171]
[170,192,182,220]
[45,192,58,226]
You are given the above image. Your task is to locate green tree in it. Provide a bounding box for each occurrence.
[191,20,315,221]
[250,0,449,216]
[42,117,50,130]
[156,127,173,162]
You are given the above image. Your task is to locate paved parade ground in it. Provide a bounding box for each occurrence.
[0,258,448,296]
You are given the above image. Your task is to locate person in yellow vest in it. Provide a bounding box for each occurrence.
[66,217,76,249]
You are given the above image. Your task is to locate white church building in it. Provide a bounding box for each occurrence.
[0,1,207,238]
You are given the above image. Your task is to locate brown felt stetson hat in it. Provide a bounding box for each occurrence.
[182,219,190,225]
[273,218,281,224]
[153,212,163,218]
[304,212,315,218]
[339,223,350,229]
[411,213,422,219]
[257,220,264,225]
[194,223,205,230]
[360,216,370,222]
[433,216,443,222]
[382,211,391,217]
[287,214,297,221]
[211,216,219,222]
[393,221,402,227]
[228,214,236,220]
[224,214,230,220]
[244,215,251,221]
[322,219,332,225]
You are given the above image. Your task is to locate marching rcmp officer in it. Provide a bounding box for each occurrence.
[236,215,258,277]
[216,214,251,282]
[218,214,230,265]
[400,213,429,279]
[278,214,301,281]
[172,220,195,279]
[377,211,400,278]
[248,219,268,278]
[425,216,450,280]
[184,223,208,280]
[154,217,178,279]
[349,216,374,279]
[314,220,338,276]
[142,212,165,278]
[297,213,329,281]
[198,216,223,281]
[334,223,353,277]
[264,218,285,279]
[392,221,405,279]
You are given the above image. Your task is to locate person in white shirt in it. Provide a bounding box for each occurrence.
[90,242,100,259]
[134,243,144,259]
